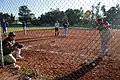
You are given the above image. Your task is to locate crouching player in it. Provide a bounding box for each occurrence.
[0,32,24,69]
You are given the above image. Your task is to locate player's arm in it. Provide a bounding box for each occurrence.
[95,23,101,30]
[95,24,103,30]
[104,22,112,31]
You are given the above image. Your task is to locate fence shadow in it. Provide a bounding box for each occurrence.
[55,56,103,80]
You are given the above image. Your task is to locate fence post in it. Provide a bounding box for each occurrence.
[0,27,4,67]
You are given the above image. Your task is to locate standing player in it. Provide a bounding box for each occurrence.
[63,19,69,37]
[1,20,8,36]
[96,19,112,58]
[55,21,60,36]
[22,22,27,35]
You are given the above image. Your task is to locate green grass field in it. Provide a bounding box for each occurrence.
[0,26,89,33]
[1,26,119,35]
[0,26,54,36]
[8,27,55,31]
[0,26,55,33]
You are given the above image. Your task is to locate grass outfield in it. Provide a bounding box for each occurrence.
[1,26,120,34]
[5,26,92,32]
[0,26,54,36]
[8,27,54,31]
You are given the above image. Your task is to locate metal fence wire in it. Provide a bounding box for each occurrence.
[0,0,120,80]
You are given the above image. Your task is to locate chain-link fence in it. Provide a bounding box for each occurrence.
[0,0,120,80]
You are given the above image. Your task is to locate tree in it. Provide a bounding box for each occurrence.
[39,9,66,25]
[106,6,118,24]
[0,12,3,22]
[105,4,120,25]
[18,5,34,23]
[65,9,75,25]
[0,12,15,24]
[3,13,10,20]
[95,2,101,19]
[101,5,106,16]
[9,13,15,24]
[91,5,95,20]
[65,9,82,25]
[113,4,120,26]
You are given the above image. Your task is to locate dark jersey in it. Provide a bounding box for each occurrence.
[2,37,16,56]
[1,22,8,30]
[63,22,69,28]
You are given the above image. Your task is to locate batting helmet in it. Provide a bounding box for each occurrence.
[8,32,16,37]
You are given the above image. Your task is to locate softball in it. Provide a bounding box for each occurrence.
[92,63,96,66]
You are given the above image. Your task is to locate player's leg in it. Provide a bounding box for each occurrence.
[55,28,57,36]
[4,54,16,63]
[4,54,20,69]
[2,28,6,36]
[4,28,7,36]
[104,32,112,55]
[56,28,59,36]
[63,27,65,36]
[66,27,68,36]
[101,38,108,55]
[64,27,68,36]
[100,32,111,57]
[57,29,59,36]
[5,27,7,33]
[100,33,107,57]
[24,26,27,35]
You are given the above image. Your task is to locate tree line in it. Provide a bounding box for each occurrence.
[0,2,120,27]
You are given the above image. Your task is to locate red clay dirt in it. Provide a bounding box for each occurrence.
[0,29,120,80]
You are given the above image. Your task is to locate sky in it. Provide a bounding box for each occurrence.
[0,0,120,18]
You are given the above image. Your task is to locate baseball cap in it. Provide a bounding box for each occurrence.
[8,32,16,37]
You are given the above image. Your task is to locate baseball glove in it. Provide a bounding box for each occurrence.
[17,44,24,49]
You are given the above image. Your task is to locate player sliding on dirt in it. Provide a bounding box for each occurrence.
[0,32,24,69]
[96,19,112,58]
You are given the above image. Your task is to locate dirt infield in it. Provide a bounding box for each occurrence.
[0,29,120,80]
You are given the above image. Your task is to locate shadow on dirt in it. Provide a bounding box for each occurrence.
[55,56,103,80]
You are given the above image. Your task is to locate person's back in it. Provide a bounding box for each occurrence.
[2,37,16,56]
[1,21,6,29]
[55,22,59,28]
[1,21,8,36]
[5,21,9,27]
[63,21,69,28]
